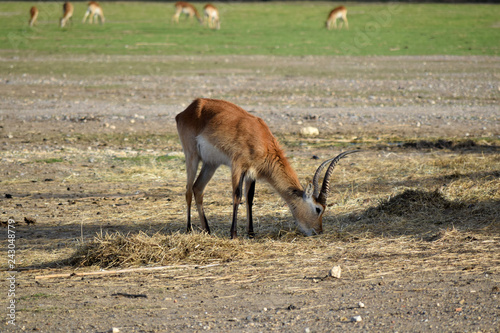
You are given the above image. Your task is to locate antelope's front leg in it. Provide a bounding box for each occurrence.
[230,171,246,239]
[245,179,256,238]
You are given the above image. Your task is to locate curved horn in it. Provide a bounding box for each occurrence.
[312,157,337,199]
[317,150,360,206]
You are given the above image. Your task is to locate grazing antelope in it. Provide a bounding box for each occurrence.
[203,4,220,30]
[82,1,105,24]
[60,2,74,28]
[29,6,38,27]
[173,1,202,24]
[326,6,348,30]
[176,98,359,239]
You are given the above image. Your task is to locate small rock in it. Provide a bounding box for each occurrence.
[329,265,342,279]
[300,126,319,137]
[109,328,120,333]
[351,315,362,322]
[358,302,365,308]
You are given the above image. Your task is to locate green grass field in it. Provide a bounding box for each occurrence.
[1,1,499,56]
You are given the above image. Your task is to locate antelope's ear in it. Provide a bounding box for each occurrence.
[303,182,314,199]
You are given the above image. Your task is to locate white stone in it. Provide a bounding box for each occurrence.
[329,265,342,279]
[351,315,362,322]
[300,126,319,137]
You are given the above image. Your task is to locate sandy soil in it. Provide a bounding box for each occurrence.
[0,55,499,332]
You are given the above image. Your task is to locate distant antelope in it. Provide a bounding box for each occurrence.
[29,6,38,27]
[173,1,202,24]
[82,1,105,24]
[176,98,359,238]
[60,2,74,28]
[326,6,348,30]
[203,4,220,30]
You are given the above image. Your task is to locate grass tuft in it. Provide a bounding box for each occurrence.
[366,189,464,217]
[71,231,249,268]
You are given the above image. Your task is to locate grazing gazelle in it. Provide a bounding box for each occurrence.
[82,1,105,24]
[29,6,38,27]
[172,1,202,24]
[203,4,220,30]
[176,98,359,238]
[326,6,348,30]
[60,2,74,28]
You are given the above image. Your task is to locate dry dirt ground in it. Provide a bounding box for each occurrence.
[1,55,499,332]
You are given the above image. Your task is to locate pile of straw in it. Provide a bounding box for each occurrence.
[71,231,249,268]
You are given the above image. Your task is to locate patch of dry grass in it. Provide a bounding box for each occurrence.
[64,144,499,277]
[68,225,499,281]
[337,188,498,238]
[71,231,249,268]
[1,137,498,278]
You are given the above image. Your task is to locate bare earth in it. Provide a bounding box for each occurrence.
[1,55,499,332]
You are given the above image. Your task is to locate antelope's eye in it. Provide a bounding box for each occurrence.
[315,207,322,215]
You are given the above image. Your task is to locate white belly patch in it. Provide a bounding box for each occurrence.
[196,135,231,167]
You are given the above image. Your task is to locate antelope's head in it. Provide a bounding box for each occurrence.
[292,150,359,236]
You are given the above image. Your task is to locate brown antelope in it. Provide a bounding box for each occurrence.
[60,2,74,28]
[173,1,202,24]
[83,1,105,24]
[326,6,348,30]
[203,4,220,30]
[176,98,359,239]
[29,6,38,27]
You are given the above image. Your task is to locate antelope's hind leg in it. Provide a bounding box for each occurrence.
[192,163,218,234]
[184,154,199,233]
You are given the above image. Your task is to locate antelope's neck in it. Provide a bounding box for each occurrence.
[262,151,303,204]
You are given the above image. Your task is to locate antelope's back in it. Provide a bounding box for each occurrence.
[176,98,280,164]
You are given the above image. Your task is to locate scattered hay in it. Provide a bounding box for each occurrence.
[71,231,249,268]
[340,188,499,238]
[69,186,498,269]
[366,189,464,217]
[67,227,500,277]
